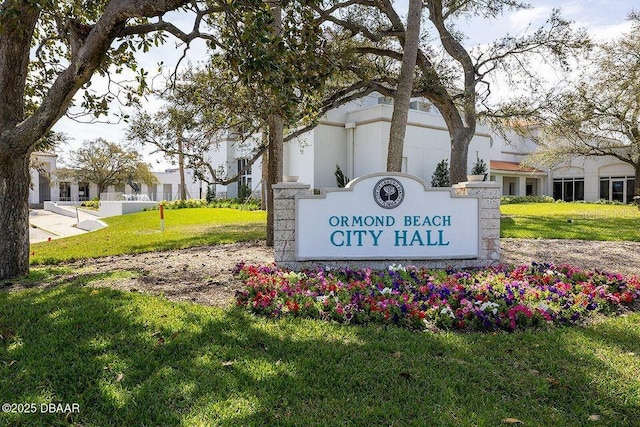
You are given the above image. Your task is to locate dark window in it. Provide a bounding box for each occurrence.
[553,181,562,200]
[600,179,609,200]
[59,182,71,201]
[563,181,573,201]
[627,179,636,203]
[554,178,583,201]
[574,180,584,201]
[78,182,90,201]
[612,180,624,202]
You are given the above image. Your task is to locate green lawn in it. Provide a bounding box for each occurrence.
[501,203,640,241]
[1,281,639,426]
[30,208,267,264]
[29,203,640,266]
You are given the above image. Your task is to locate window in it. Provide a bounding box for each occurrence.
[237,159,252,197]
[600,176,636,203]
[575,180,584,200]
[553,181,562,200]
[163,184,172,201]
[553,178,584,201]
[78,182,90,201]
[59,182,71,201]
[627,178,636,203]
[600,179,609,200]
[612,180,624,202]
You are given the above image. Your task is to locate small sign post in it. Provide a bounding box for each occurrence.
[159,204,165,232]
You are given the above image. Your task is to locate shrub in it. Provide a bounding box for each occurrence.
[205,185,216,203]
[470,151,488,176]
[208,198,262,210]
[145,197,263,211]
[431,159,450,187]
[500,195,555,204]
[335,164,349,188]
[238,183,252,202]
[80,200,100,210]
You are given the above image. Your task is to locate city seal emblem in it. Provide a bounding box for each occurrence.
[373,177,405,209]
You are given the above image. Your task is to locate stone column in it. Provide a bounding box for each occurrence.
[453,181,501,266]
[272,182,310,266]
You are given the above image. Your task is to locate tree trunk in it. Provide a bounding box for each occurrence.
[0,151,32,279]
[177,135,187,200]
[265,2,283,247]
[450,131,471,184]
[266,115,284,247]
[386,0,422,172]
[634,163,640,197]
[261,129,269,210]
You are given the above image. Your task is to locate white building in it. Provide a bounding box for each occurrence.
[488,126,637,203]
[208,94,636,203]
[210,94,491,196]
[29,94,637,207]
[28,152,203,208]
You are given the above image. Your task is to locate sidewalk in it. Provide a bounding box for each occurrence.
[29,208,99,243]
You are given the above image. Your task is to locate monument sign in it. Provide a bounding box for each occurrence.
[296,174,479,260]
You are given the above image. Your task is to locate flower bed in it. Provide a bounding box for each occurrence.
[234,263,640,332]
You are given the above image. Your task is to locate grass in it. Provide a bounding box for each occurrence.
[30,208,267,265]
[6,205,639,425]
[0,283,639,426]
[29,202,640,266]
[500,203,640,241]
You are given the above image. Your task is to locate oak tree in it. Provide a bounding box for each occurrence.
[314,1,588,182]
[523,14,640,197]
[0,0,221,279]
[61,138,157,196]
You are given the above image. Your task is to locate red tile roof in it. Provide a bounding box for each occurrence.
[490,160,544,173]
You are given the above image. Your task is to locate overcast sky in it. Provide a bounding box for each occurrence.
[51,1,634,170]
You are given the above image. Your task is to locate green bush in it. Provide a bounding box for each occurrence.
[500,195,555,204]
[431,159,450,187]
[208,198,262,210]
[335,164,349,188]
[80,200,100,210]
[148,198,263,211]
[590,199,624,205]
[205,185,216,203]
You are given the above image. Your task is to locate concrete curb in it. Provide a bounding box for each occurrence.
[29,222,61,237]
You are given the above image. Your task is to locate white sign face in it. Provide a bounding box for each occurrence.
[296,173,479,260]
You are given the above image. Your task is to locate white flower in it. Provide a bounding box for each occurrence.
[480,301,499,315]
[380,287,393,295]
[388,263,406,272]
[440,307,455,319]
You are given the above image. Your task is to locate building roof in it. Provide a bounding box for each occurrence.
[490,160,544,174]
[32,151,58,158]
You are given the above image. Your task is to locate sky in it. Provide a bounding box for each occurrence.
[51,1,634,171]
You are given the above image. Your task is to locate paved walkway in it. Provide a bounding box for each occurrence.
[29,208,100,243]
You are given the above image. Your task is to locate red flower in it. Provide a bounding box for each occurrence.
[286,300,300,312]
[620,292,634,304]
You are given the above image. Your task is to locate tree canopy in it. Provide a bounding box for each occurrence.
[523,14,640,196]
[313,0,589,182]
[61,138,157,196]
[0,0,218,279]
